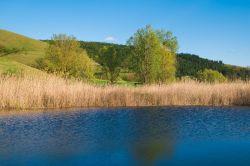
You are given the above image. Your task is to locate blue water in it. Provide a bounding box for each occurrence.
[0,107,249,166]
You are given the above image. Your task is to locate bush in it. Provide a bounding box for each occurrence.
[197,69,227,83]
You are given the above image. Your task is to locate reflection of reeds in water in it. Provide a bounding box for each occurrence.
[1,76,250,109]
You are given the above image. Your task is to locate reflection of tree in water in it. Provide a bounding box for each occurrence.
[134,139,173,165]
[131,108,176,166]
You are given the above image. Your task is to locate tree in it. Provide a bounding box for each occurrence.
[128,25,177,84]
[158,47,176,82]
[127,25,162,84]
[156,30,178,83]
[156,30,179,54]
[99,46,128,84]
[197,69,227,83]
[37,34,95,80]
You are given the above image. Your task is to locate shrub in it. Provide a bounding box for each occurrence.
[197,69,227,83]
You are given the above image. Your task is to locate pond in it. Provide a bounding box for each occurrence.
[0,107,250,166]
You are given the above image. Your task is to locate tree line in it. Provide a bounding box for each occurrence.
[38,25,250,84]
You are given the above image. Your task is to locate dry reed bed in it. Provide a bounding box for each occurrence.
[0,76,250,109]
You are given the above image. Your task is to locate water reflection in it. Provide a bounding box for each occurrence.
[133,139,173,166]
[131,109,175,165]
[0,107,249,166]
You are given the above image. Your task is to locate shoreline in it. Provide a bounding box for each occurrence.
[1,106,250,118]
[1,104,250,112]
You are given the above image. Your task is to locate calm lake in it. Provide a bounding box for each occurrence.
[0,107,250,166]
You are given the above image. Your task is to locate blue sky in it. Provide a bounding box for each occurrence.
[0,0,250,66]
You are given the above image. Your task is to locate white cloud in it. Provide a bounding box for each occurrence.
[104,36,116,43]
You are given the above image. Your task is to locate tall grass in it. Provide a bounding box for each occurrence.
[1,75,250,110]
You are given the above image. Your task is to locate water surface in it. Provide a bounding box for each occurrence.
[0,107,250,166]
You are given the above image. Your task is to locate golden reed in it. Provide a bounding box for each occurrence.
[1,76,250,109]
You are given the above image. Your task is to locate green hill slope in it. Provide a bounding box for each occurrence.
[0,29,47,51]
[0,29,47,75]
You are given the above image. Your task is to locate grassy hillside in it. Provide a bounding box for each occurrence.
[0,29,47,51]
[0,29,48,75]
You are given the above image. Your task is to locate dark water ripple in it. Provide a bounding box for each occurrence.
[0,107,249,166]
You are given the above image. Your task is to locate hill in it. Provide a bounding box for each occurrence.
[0,29,48,75]
[177,53,250,80]
[0,29,47,51]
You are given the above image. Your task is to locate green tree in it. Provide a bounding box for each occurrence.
[197,69,227,83]
[158,47,176,82]
[37,34,95,80]
[99,46,128,84]
[156,30,179,54]
[128,25,177,84]
[128,25,162,84]
[156,30,178,83]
